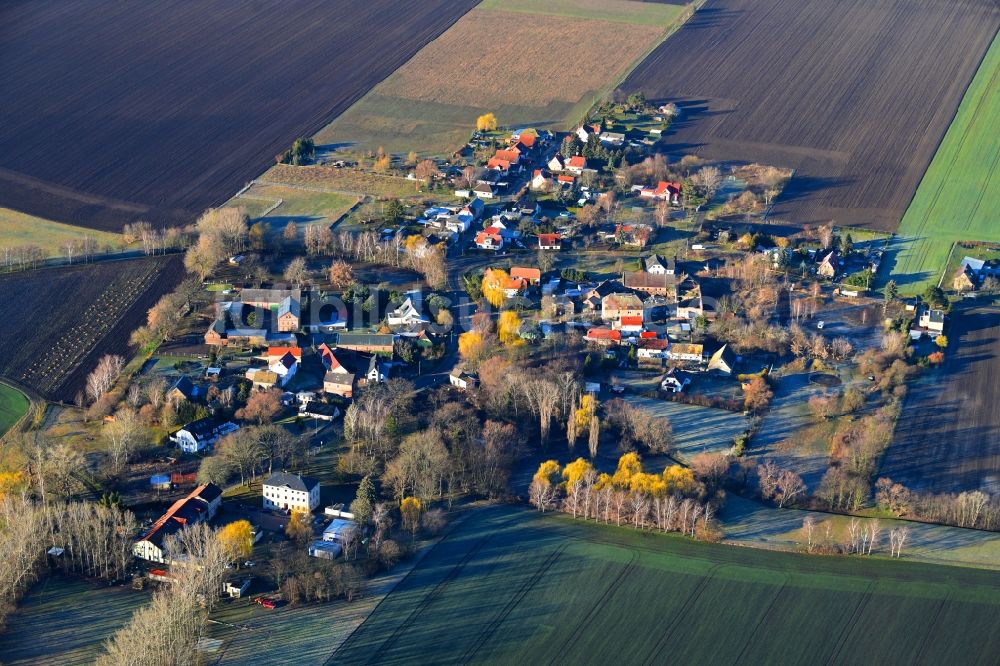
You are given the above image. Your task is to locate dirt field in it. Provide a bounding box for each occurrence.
[881,302,1000,494]
[316,2,684,156]
[622,0,1000,230]
[0,255,184,402]
[0,0,478,231]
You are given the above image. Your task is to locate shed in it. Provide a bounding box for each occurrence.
[150,474,172,490]
[308,540,343,560]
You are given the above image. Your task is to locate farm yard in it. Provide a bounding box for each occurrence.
[0,0,479,231]
[621,0,1000,230]
[881,302,1000,495]
[332,505,1000,665]
[887,33,1000,294]
[315,0,688,157]
[0,255,184,402]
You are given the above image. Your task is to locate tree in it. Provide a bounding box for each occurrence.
[458,331,486,364]
[476,112,498,132]
[285,510,313,546]
[249,221,269,250]
[283,257,309,285]
[482,269,509,308]
[105,406,141,475]
[350,475,376,526]
[498,311,523,345]
[588,413,600,459]
[400,497,422,540]
[802,515,816,552]
[86,354,125,403]
[329,260,354,287]
[236,389,282,425]
[563,458,595,489]
[923,284,947,309]
[935,335,948,349]
[218,520,254,563]
[414,159,439,190]
[197,455,233,486]
[217,429,265,487]
[774,469,806,508]
[283,221,298,245]
[742,376,773,413]
[462,272,484,300]
[883,279,898,305]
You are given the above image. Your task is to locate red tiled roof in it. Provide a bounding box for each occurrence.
[639,338,669,350]
[567,156,586,168]
[487,157,510,171]
[511,267,541,280]
[620,316,644,326]
[517,133,536,148]
[557,174,575,183]
[587,328,621,341]
[640,331,658,339]
[267,346,301,359]
[495,148,520,162]
[538,233,562,245]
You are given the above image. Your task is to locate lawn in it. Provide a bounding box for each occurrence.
[0,207,121,257]
[315,1,689,156]
[226,182,360,242]
[0,382,29,438]
[888,32,1000,294]
[332,505,1000,664]
[0,576,151,665]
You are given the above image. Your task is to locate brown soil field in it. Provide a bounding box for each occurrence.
[881,303,1000,494]
[377,9,666,108]
[0,256,184,402]
[622,0,1000,230]
[0,0,478,232]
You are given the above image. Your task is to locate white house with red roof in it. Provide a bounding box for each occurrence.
[557,174,575,188]
[565,156,587,175]
[640,181,682,203]
[476,228,504,250]
[268,351,299,387]
[531,169,552,190]
[538,233,562,250]
[585,328,621,346]
[614,314,644,333]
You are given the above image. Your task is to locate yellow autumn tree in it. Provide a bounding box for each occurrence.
[458,331,486,362]
[562,458,594,488]
[400,496,423,538]
[476,112,498,132]
[611,452,643,488]
[285,510,313,546]
[533,459,561,487]
[0,470,28,499]
[663,464,697,496]
[482,269,509,308]
[575,394,596,433]
[630,472,667,497]
[593,472,613,490]
[218,519,254,562]
[498,311,523,345]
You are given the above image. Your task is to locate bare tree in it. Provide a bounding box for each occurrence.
[802,515,816,552]
[86,354,125,403]
[105,407,141,474]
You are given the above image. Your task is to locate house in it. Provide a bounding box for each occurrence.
[387,297,427,327]
[487,157,511,172]
[171,418,239,453]
[263,472,320,513]
[623,271,677,298]
[133,484,223,563]
[531,169,553,190]
[514,131,537,150]
[475,228,504,250]
[645,254,676,275]
[676,290,705,320]
[247,368,279,390]
[952,264,977,292]
[585,328,622,346]
[639,181,682,203]
[322,518,358,545]
[511,266,542,285]
[918,308,946,334]
[601,292,643,321]
[299,402,340,421]
[308,540,343,560]
[323,371,356,398]
[556,174,575,188]
[565,156,587,175]
[637,339,670,361]
[495,147,521,164]
[538,233,562,250]
[614,315,644,333]
[660,369,691,393]
[665,343,704,363]
[615,224,652,248]
[268,352,298,387]
[472,183,495,199]
[264,347,302,364]
[241,288,301,309]
[707,344,737,375]
[449,369,479,390]
[166,376,196,403]
[576,122,601,143]
[547,155,566,172]
[335,332,395,354]
[362,354,389,385]
[816,251,840,279]
[599,131,626,146]
[277,296,300,332]
[223,576,252,599]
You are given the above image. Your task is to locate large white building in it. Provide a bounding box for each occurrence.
[263,472,321,513]
[170,418,239,453]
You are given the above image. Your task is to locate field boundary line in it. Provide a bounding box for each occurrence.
[730,575,791,665]
[823,580,877,666]
[910,592,951,665]
[937,241,957,288]
[642,562,724,666]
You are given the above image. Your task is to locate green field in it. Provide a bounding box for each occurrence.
[0,576,151,665]
[0,382,29,438]
[889,33,1000,294]
[0,207,122,257]
[226,183,360,242]
[332,506,1000,665]
[478,0,685,25]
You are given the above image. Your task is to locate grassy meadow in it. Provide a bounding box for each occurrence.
[333,505,1000,665]
[889,33,1000,293]
[0,207,121,257]
[315,0,688,156]
[0,382,29,438]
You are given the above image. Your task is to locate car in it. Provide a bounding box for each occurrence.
[255,597,276,609]
[244,560,255,568]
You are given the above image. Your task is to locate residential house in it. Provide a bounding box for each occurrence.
[223,576,252,599]
[263,472,320,513]
[547,155,566,172]
[602,292,643,321]
[510,266,542,285]
[614,315,644,333]
[335,332,395,354]
[449,369,479,390]
[133,484,223,563]
[387,297,428,327]
[952,265,977,292]
[816,251,840,279]
[665,343,704,363]
[918,308,946,334]
[599,131,626,146]
[623,271,677,298]
[264,346,302,364]
[475,228,504,250]
[166,376,196,403]
[531,169,553,190]
[171,418,239,453]
[323,371,355,398]
[513,131,537,150]
[585,328,622,346]
[637,338,669,362]
[268,351,298,387]
[676,289,705,320]
[487,157,511,172]
[538,233,562,250]
[639,181,682,204]
[246,368,278,390]
[645,254,676,275]
[556,174,575,188]
[361,354,389,386]
[277,296,300,332]
[660,369,691,393]
[299,402,340,421]
[565,156,587,175]
[707,344,737,375]
[576,122,601,143]
[472,183,495,199]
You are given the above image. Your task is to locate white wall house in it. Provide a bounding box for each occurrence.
[263,472,321,512]
[171,418,239,453]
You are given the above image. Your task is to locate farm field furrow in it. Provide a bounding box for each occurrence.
[887,31,1000,293]
[621,0,1000,230]
[881,303,1000,495]
[331,506,1000,665]
[0,255,184,402]
[0,0,479,231]
[315,0,687,157]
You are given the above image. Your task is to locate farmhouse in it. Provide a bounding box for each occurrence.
[263,472,320,512]
[538,233,562,250]
[475,228,504,250]
[133,484,223,563]
[639,181,682,203]
[166,376,196,403]
[335,332,395,354]
[565,156,587,175]
[449,369,479,390]
[816,251,840,279]
[323,370,356,398]
[665,343,704,363]
[242,288,301,309]
[623,271,677,298]
[171,418,239,453]
[645,254,676,275]
[601,293,643,321]
[277,296,300,332]
[952,265,977,292]
[637,338,669,361]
